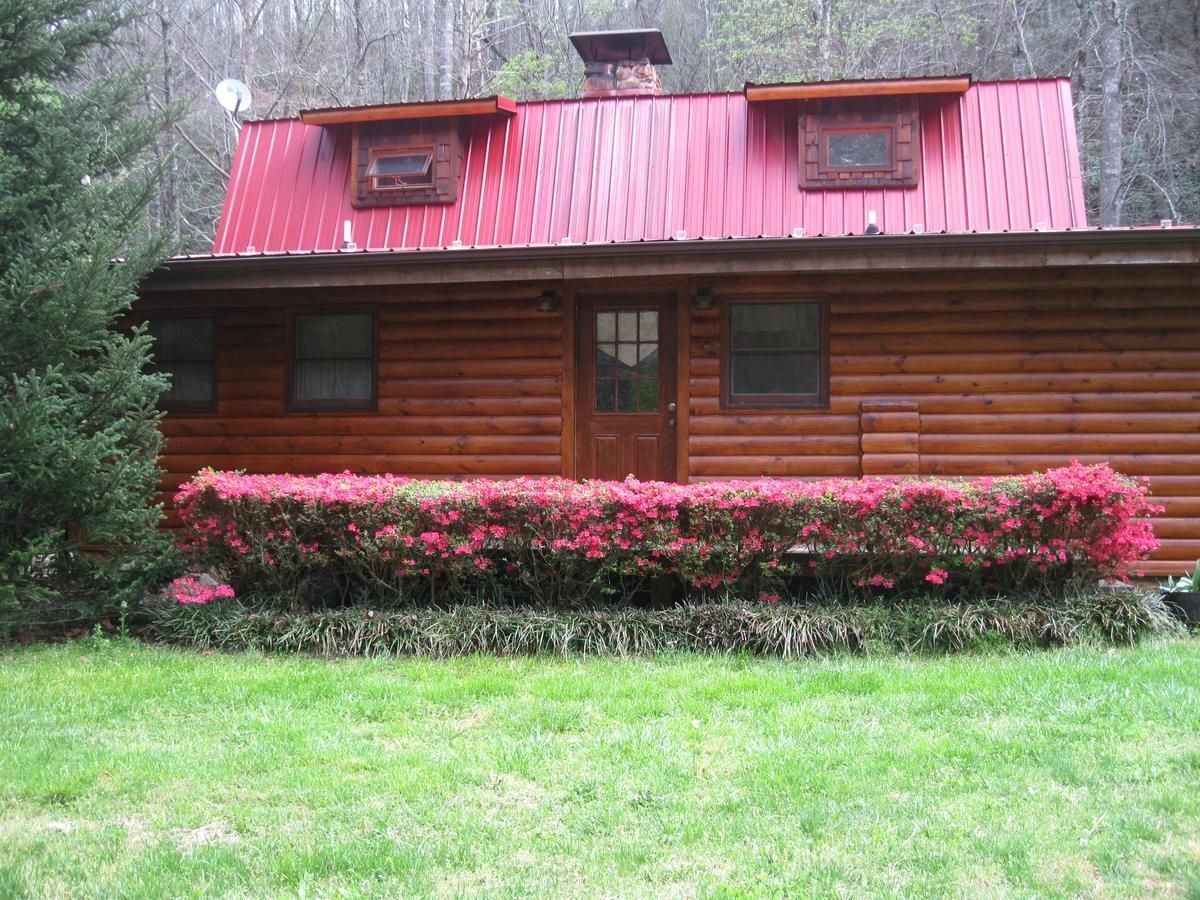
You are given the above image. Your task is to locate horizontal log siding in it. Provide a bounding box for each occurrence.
[688,275,1200,575]
[142,264,1199,574]
[148,292,562,525]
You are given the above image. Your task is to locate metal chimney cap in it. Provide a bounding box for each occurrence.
[569,29,672,65]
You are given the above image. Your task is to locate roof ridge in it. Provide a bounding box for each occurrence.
[242,76,1075,125]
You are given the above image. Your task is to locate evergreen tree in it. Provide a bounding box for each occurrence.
[0,0,176,630]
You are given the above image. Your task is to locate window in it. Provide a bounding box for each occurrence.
[800,97,919,189]
[724,301,825,407]
[823,128,892,169]
[353,122,459,207]
[148,317,215,411]
[594,309,660,413]
[366,147,434,191]
[290,312,375,410]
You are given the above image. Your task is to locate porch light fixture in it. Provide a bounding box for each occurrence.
[692,286,714,311]
[537,289,561,312]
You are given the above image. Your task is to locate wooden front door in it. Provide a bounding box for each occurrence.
[576,293,677,481]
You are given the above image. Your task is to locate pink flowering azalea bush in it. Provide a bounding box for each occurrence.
[165,575,235,605]
[174,462,1159,606]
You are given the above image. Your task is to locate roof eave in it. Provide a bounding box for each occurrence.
[143,229,1200,293]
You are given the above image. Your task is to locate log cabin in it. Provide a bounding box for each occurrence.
[137,29,1200,575]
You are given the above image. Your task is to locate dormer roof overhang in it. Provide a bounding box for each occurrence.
[745,75,971,102]
[299,95,517,127]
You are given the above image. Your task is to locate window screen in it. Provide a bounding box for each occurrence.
[292,313,374,409]
[727,302,823,405]
[149,317,215,410]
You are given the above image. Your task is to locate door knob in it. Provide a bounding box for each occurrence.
[667,401,677,412]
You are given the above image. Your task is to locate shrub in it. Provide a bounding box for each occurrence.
[145,590,1178,658]
[175,462,1160,607]
[0,1,175,634]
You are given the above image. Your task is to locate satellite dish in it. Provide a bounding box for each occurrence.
[215,78,252,115]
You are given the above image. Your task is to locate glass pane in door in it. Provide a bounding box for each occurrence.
[595,309,659,413]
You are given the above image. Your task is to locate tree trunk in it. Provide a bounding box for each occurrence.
[1097,0,1123,226]
[160,4,179,240]
[438,0,455,100]
[815,0,836,80]
[416,0,435,101]
[350,0,367,104]
[240,0,255,85]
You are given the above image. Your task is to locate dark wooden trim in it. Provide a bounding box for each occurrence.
[719,295,831,410]
[285,306,379,413]
[675,285,691,483]
[746,76,970,102]
[300,96,517,126]
[150,313,218,414]
[560,286,577,478]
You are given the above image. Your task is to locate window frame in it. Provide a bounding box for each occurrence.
[149,314,217,413]
[817,123,896,174]
[365,145,436,192]
[720,297,830,410]
[286,307,379,413]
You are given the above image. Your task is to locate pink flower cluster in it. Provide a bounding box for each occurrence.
[166,575,236,605]
[175,462,1160,603]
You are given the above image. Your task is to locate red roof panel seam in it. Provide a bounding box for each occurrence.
[453,121,476,245]
[1037,81,1064,227]
[491,116,513,246]
[223,123,262,253]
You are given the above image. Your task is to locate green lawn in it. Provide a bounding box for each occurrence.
[1,641,1198,898]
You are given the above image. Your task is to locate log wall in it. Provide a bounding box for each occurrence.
[688,266,1200,575]
[139,287,564,526]
[141,263,1200,574]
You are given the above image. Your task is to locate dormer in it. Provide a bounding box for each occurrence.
[299,96,516,207]
[745,76,970,190]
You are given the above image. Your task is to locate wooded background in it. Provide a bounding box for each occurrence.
[102,0,1199,250]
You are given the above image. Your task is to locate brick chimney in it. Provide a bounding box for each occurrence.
[569,29,672,98]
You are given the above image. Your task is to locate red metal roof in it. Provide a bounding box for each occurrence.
[213,79,1087,255]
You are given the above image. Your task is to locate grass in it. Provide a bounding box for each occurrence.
[0,640,1198,897]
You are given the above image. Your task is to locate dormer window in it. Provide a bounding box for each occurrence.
[352,125,459,207]
[299,96,515,210]
[800,97,919,189]
[821,127,893,170]
[367,147,435,191]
